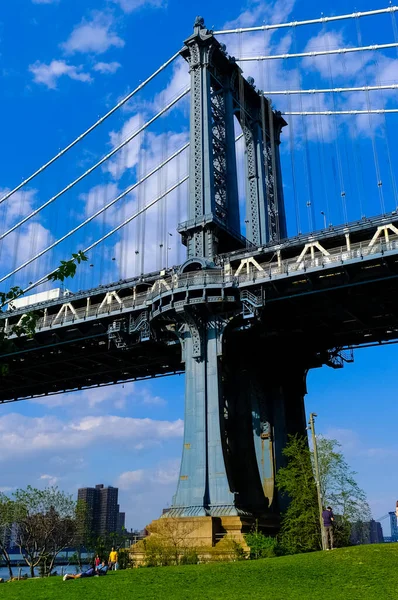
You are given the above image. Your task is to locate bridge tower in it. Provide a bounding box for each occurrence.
[163,18,308,537]
[178,16,287,257]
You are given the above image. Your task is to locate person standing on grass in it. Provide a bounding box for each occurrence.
[109,547,118,570]
[322,506,335,550]
[94,554,100,568]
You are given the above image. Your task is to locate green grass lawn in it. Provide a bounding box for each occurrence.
[1,544,397,600]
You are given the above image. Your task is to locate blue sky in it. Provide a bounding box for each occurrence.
[0,0,397,533]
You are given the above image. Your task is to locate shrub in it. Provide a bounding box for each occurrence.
[245,530,285,560]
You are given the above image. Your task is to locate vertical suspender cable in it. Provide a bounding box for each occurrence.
[287,89,301,234]
[351,117,366,218]
[314,92,330,228]
[324,29,347,224]
[284,55,300,235]
[355,16,385,214]
[293,26,315,231]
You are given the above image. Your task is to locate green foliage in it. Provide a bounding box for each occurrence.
[276,434,372,554]
[48,251,88,283]
[1,544,397,599]
[0,251,88,376]
[316,436,371,546]
[0,286,25,308]
[245,526,284,559]
[117,548,134,570]
[5,486,80,577]
[179,549,199,565]
[142,537,175,567]
[276,434,321,554]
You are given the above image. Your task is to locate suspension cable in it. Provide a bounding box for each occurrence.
[356,15,385,214]
[0,145,189,285]
[282,109,398,115]
[19,177,189,297]
[0,132,245,285]
[263,83,398,95]
[235,42,398,62]
[0,52,181,206]
[0,87,190,241]
[214,6,398,34]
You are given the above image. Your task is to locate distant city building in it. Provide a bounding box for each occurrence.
[77,483,124,537]
[351,520,384,545]
[389,511,398,542]
[117,511,126,532]
[0,521,19,550]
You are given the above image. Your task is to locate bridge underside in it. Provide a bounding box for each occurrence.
[2,254,398,403]
[2,218,398,523]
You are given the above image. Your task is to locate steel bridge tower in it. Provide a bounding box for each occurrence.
[168,18,307,531]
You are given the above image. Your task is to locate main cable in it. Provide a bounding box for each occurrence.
[2,133,245,288]
[0,144,189,285]
[235,42,398,62]
[262,84,398,95]
[0,87,190,242]
[0,51,181,206]
[19,176,189,298]
[214,6,398,34]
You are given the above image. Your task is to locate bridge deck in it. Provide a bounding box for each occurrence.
[1,212,398,403]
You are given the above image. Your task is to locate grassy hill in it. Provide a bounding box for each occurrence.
[1,544,397,600]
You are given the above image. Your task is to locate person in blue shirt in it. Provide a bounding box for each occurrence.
[63,560,108,581]
[322,506,335,550]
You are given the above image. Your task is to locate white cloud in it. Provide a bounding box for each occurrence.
[324,427,398,461]
[115,459,180,526]
[116,459,179,490]
[40,474,59,486]
[31,381,167,411]
[93,61,121,75]
[0,413,183,462]
[117,470,145,489]
[113,0,165,14]
[0,188,53,284]
[302,31,371,80]
[29,60,92,89]
[62,12,124,55]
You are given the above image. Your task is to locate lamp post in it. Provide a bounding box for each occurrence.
[308,412,326,550]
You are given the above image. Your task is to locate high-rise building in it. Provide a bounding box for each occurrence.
[77,484,124,537]
[117,511,126,532]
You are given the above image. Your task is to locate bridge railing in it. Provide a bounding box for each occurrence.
[237,236,398,284]
[2,235,397,334]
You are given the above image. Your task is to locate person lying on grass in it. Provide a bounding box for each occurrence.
[63,561,108,581]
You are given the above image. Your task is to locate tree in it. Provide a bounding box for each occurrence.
[145,517,199,566]
[276,435,321,554]
[0,251,88,375]
[12,486,78,577]
[0,494,17,579]
[245,521,284,560]
[317,436,371,546]
[276,434,372,554]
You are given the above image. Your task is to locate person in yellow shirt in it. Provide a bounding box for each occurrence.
[108,547,118,570]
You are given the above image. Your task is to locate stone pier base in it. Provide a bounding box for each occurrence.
[130,514,280,564]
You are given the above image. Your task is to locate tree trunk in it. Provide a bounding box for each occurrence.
[7,562,13,579]
[30,564,35,578]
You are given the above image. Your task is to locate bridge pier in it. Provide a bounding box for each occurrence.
[167,313,309,529]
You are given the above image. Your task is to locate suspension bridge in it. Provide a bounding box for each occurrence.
[1,8,398,535]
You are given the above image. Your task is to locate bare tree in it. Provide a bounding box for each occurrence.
[146,516,199,565]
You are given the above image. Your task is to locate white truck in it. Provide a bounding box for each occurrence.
[7,287,70,311]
